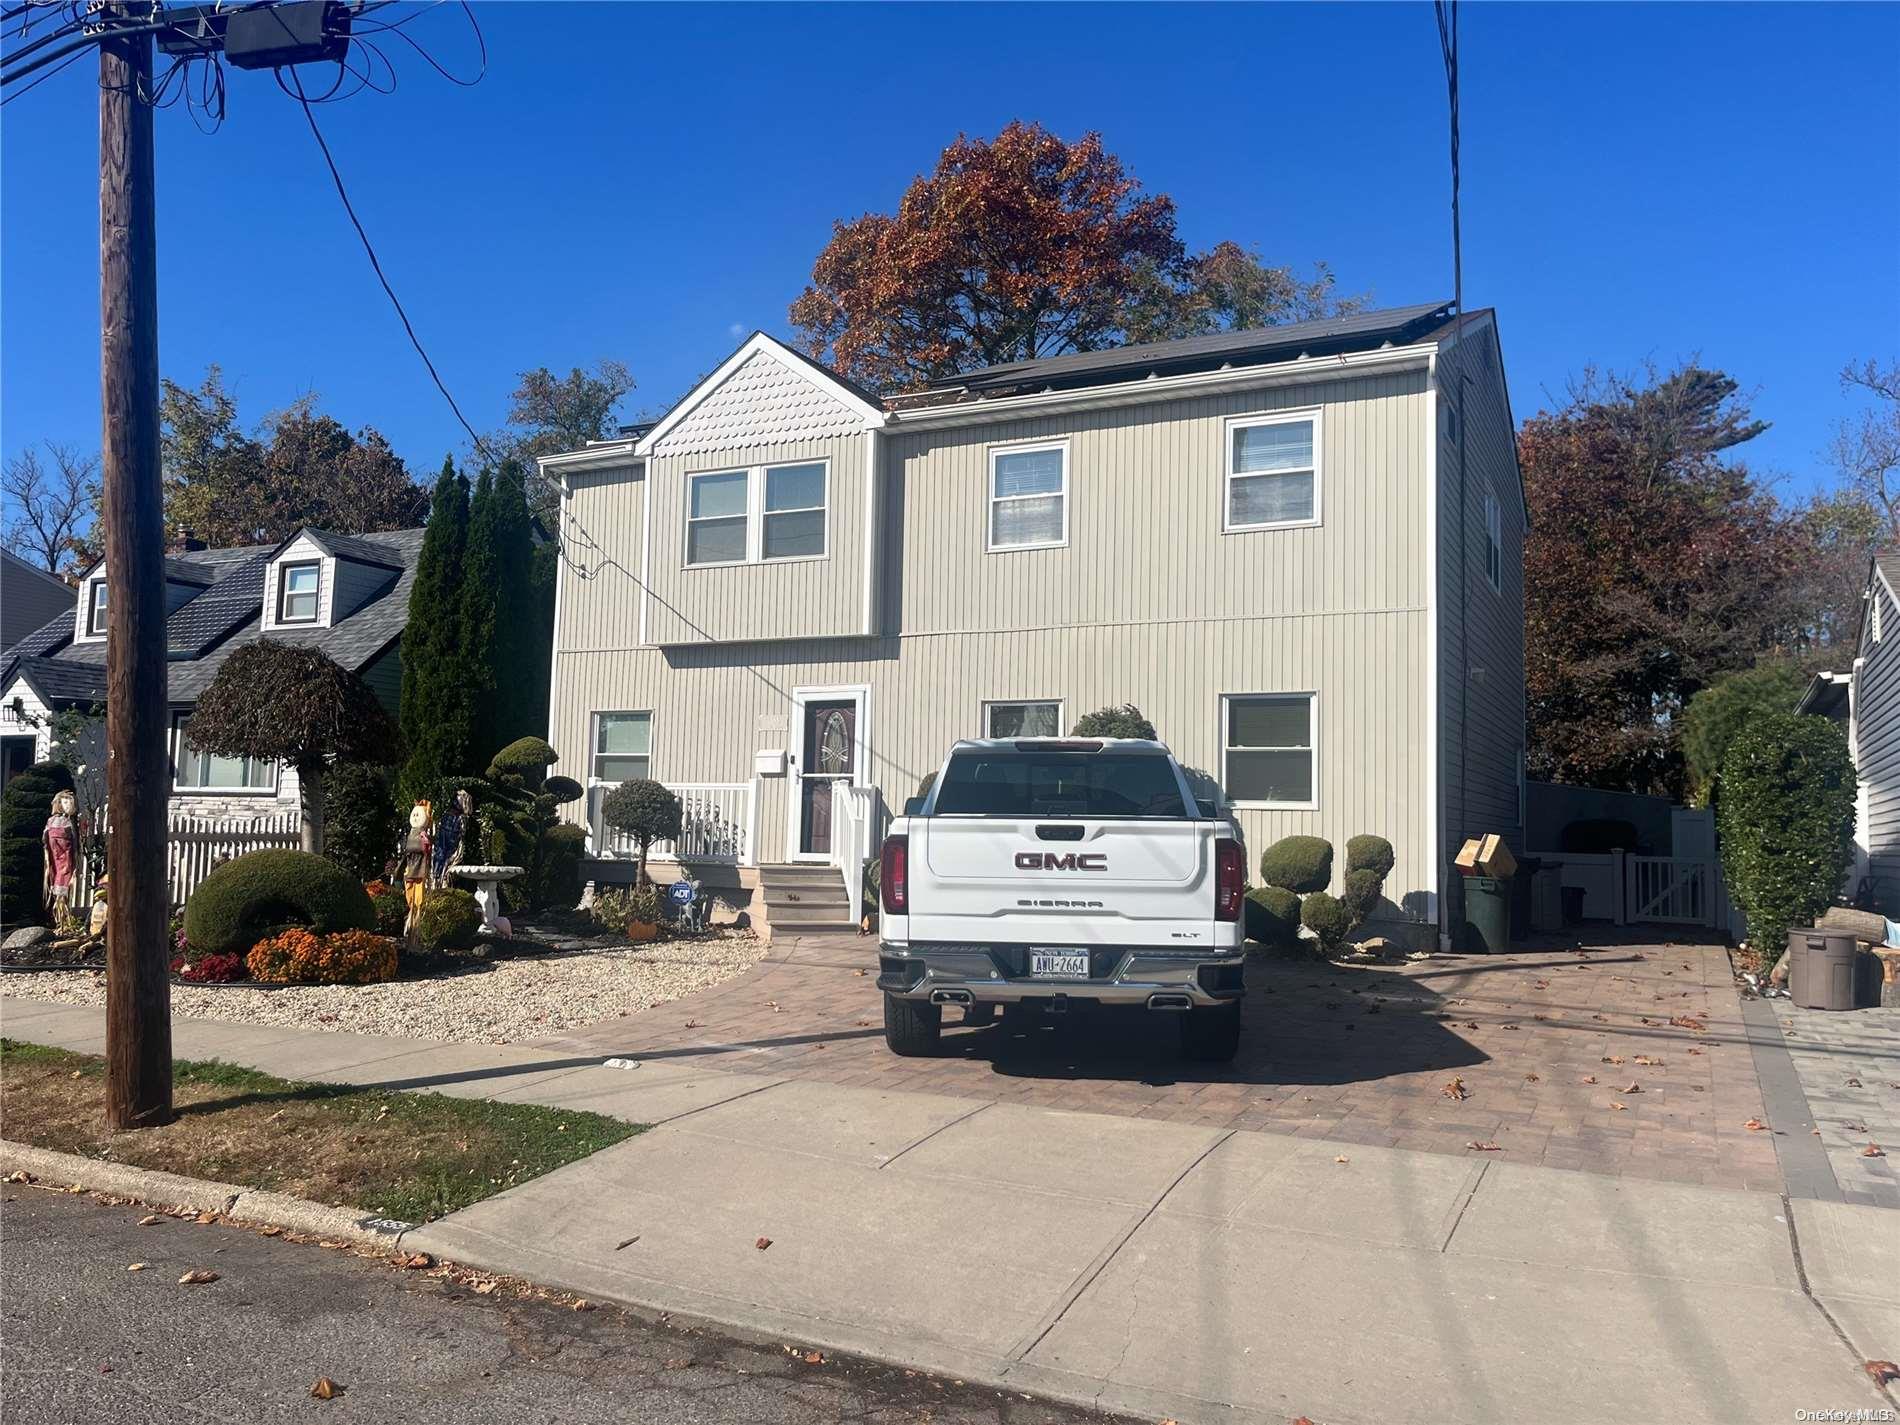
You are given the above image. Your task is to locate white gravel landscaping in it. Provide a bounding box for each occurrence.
[3,934,767,1045]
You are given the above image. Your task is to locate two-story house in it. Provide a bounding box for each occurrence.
[542,301,1526,946]
[0,526,422,819]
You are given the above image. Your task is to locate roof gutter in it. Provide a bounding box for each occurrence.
[536,440,642,478]
[887,343,1437,431]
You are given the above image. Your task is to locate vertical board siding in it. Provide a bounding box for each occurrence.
[1436,322,1528,890]
[558,464,648,652]
[1859,575,1900,913]
[329,555,396,625]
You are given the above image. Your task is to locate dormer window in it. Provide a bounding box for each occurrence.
[87,581,108,636]
[277,562,320,624]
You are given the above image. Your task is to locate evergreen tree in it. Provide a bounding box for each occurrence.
[458,468,503,763]
[485,461,543,755]
[398,458,475,801]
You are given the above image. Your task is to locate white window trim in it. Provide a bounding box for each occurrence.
[985,438,1070,553]
[981,698,1066,739]
[77,578,108,642]
[683,459,832,569]
[1219,691,1319,812]
[1222,408,1323,534]
[276,560,322,625]
[170,714,278,795]
[1483,489,1503,595]
[587,710,655,857]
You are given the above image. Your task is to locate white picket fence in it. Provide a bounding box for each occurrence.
[71,811,302,910]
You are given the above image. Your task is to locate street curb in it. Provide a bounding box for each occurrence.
[0,1140,414,1249]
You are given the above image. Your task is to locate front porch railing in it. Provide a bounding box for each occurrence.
[829,783,879,912]
[591,782,756,867]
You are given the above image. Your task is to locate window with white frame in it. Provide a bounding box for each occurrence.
[592,711,652,783]
[172,715,274,791]
[685,461,828,565]
[277,561,321,623]
[988,442,1067,550]
[984,699,1062,739]
[87,581,108,636]
[1226,413,1318,530]
[1483,490,1503,593]
[1222,694,1315,807]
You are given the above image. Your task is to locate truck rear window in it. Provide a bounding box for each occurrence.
[931,752,1189,818]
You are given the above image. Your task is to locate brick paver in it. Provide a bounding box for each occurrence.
[1770,996,1900,1207]
[537,929,1786,1191]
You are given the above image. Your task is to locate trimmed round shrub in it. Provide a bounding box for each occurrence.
[415,888,482,953]
[184,849,376,956]
[248,926,397,985]
[489,736,558,787]
[1301,891,1351,954]
[600,779,683,880]
[1070,704,1158,740]
[1342,868,1384,926]
[1259,835,1333,894]
[1345,834,1395,880]
[323,761,402,883]
[369,888,407,937]
[173,951,247,984]
[544,775,584,805]
[536,822,587,910]
[1,761,75,930]
[1718,712,1856,956]
[1244,885,1301,947]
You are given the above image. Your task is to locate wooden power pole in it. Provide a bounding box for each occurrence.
[99,6,172,1130]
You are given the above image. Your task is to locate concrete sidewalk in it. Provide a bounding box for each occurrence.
[5,996,1895,1425]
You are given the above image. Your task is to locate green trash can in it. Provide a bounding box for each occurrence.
[1460,875,1512,954]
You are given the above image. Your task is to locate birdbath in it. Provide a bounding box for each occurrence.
[449,865,523,935]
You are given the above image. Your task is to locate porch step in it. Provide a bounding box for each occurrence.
[759,882,851,910]
[757,862,847,885]
[767,903,864,933]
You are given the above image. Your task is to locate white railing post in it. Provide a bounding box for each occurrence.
[1612,849,1628,927]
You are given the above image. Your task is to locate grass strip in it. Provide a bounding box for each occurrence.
[0,1039,639,1223]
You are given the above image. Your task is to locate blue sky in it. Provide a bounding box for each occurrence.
[4,2,1895,509]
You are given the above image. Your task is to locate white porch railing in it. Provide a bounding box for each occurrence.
[72,810,302,911]
[591,782,756,867]
[830,783,878,914]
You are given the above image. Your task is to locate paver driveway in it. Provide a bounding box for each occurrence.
[538,930,1784,1191]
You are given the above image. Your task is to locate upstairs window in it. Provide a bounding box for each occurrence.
[762,462,826,560]
[1222,693,1316,808]
[988,442,1068,550]
[687,471,749,565]
[277,561,321,623]
[172,715,274,791]
[686,461,829,565]
[1226,413,1319,530]
[1483,491,1503,593]
[87,581,108,636]
[984,699,1063,738]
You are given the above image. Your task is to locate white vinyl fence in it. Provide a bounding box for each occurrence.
[72,810,302,910]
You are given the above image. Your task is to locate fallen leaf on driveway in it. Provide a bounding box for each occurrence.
[1622,1083,1642,1094]
[1688,1047,1704,1055]
[1634,1056,1663,1067]
[1602,1056,1625,1065]
[195,1212,218,1224]
[1533,979,1549,989]
[854,968,866,977]
[1466,1141,1502,1152]
[1744,1119,1768,1131]
[1524,1073,1540,1083]
[1334,1155,1349,1164]
[1582,1075,1597,1085]
[310,1377,341,1400]
[1846,1077,1863,1088]
[755,1236,773,1251]
[1611,1101,1630,1110]
[1500,1023,1521,1031]
[803,1350,825,1364]
[257,1226,282,1238]
[1461,1021,1479,1030]
[1441,1077,1468,1101]
[126,1263,146,1272]
[177,1270,218,1285]
[1863,1144,1886,1158]
[1669,1015,1707,1032]
[1866,1361,1899,1385]
[137,1214,160,1227]
[615,1236,640,1250]
[397,1253,432,1270]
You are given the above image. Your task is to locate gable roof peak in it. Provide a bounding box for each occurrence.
[633,330,885,458]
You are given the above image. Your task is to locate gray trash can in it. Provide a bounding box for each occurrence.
[1789,929,1859,1010]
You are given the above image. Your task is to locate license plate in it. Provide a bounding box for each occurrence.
[1029,950,1090,980]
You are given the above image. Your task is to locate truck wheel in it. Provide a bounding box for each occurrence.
[883,994,942,1056]
[1180,1002,1241,1062]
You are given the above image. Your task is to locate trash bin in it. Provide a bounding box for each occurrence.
[1531,868,1565,933]
[1790,929,1860,1010]
[1509,858,1542,939]
[1560,885,1586,925]
[1461,875,1512,954]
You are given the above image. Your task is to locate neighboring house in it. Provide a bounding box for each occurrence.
[2,549,75,648]
[1799,551,1900,914]
[542,302,1526,945]
[0,527,423,818]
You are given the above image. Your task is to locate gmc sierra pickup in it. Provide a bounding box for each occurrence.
[875,737,1247,1061]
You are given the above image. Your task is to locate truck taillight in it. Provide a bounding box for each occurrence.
[1214,838,1243,921]
[881,835,909,914]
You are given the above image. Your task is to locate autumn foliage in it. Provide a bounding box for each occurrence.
[247,927,398,985]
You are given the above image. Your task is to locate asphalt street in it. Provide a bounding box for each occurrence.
[0,1188,1126,1425]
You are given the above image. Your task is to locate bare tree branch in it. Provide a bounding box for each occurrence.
[2,442,99,575]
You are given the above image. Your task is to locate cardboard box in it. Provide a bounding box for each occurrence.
[1454,834,1517,879]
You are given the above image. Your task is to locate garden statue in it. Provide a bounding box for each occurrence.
[87,873,108,941]
[398,801,433,935]
[431,787,473,888]
[42,789,79,929]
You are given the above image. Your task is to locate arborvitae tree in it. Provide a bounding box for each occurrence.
[459,468,503,764]
[526,531,558,748]
[484,462,543,758]
[398,458,475,802]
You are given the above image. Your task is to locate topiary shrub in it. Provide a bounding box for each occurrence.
[600,779,682,885]
[248,926,397,985]
[1342,869,1384,927]
[1345,835,1395,880]
[536,822,587,910]
[1259,835,1333,894]
[0,761,74,929]
[1244,885,1301,948]
[415,888,482,953]
[323,761,402,883]
[489,736,558,788]
[1718,712,1856,957]
[1301,891,1351,955]
[1071,704,1158,739]
[184,849,376,956]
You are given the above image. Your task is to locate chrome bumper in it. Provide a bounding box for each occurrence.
[876,942,1244,1009]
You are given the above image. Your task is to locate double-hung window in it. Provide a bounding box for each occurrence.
[984,699,1063,739]
[1225,412,1319,530]
[589,711,653,852]
[1483,491,1503,593]
[686,461,828,565]
[172,715,274,792]
[988,442,1068,550]
[1222,694,1316,809]
[87,581,108,636]
[277,561,321,623]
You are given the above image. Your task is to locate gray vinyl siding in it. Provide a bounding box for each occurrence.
[556,463,648,652]
[330,556,397,624]
[358,642,403,718]
[2,557,73,647]
[1435,317,1528,906]
[1857,574,1900,913]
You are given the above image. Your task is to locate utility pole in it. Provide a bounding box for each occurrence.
[98,2,172,1130]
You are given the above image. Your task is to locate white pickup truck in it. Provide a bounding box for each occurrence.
[875,737,1247,1061]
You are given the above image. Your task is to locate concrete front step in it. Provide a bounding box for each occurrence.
[759,884,852,909]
